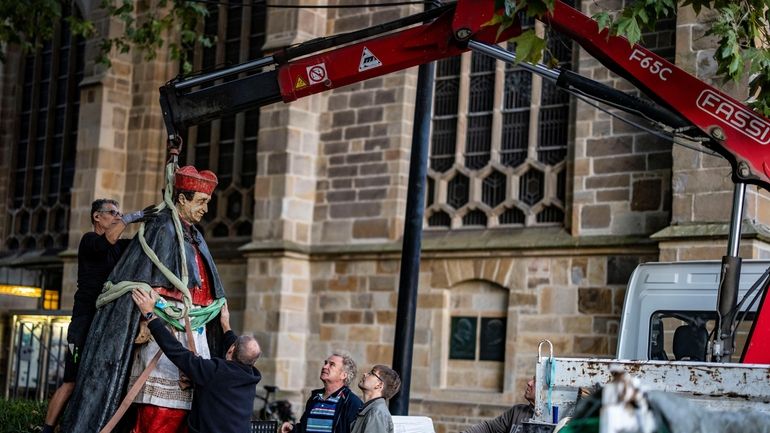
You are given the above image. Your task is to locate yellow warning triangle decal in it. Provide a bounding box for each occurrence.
[295,76,307,89]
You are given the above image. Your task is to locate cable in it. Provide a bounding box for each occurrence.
[568,90,720,156]
[731,267,770,337]
[733,266,770,316]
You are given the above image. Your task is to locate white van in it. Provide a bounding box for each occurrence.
[616,260,767,361]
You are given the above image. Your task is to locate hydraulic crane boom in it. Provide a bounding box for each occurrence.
[159,0,770,363]
[161,0,770,190]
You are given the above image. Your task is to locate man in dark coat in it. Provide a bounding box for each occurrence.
[132,288,262,433]
[62,166,226,433]
[461,377,535,433]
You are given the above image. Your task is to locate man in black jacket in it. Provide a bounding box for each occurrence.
[42,198,157,433]
[131,288,262,433]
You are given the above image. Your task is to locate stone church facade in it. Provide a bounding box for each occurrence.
[1,0,768,431]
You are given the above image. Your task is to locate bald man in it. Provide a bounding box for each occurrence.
[132,288,262,433]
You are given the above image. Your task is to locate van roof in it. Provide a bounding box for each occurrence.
[616,260,770,359]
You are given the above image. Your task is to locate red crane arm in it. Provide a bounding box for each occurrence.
[543,1,770,188]
[272,0,770,191]
[160,0,770,363]
[275,4,509,101]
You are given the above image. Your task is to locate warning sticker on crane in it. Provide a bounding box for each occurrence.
[295,76,307,89]
[358,47,382,72]
[307,63,327,85]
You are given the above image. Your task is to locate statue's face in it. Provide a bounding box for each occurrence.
[178,192,211,224]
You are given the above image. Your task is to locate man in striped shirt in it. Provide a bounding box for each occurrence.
[282,351,364,433]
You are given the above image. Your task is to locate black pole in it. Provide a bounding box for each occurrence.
[389,6,436,416]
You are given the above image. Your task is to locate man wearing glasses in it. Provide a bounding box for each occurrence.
[351,365,401,433]
[41,199,157,433]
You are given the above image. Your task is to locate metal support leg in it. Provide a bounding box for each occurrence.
[714,182,746,362]
[726,183,746,258]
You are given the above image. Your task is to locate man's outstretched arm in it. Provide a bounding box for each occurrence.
[462,404,526,433]
[132,288,217,385]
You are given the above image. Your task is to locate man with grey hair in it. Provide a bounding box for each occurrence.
[132,288,263,433]
[42,198,157,433]
[281,351,363,433]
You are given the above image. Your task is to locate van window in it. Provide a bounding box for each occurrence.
[648,311,755,361]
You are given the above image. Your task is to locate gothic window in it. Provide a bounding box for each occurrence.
[181,0,266,240]
[431,56,460,173]
[426,21,572,229]
[6,4,85,252]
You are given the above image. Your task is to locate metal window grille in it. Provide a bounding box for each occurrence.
[501,68,531,168]
[499,207,525,225]
[481,170,506,208]
[447,174,469,209]
[465,52,495,170]
[7,316,70,400]
[462,210,487,227]
[431,57,461,172]
[181,0,266,240]
[427,23,572,229]
[428,211,451,228]
[537,32,571,165]
[6,5,84,252]
[519,168,544,206]
[537,206,564,224]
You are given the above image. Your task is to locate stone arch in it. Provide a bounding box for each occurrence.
[430,257,521,290]
[434,279,510,393]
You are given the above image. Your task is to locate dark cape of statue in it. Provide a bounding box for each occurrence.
[60,209,226,433]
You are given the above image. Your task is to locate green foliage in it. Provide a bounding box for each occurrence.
[98,0,211,74]
[2,0,770,115]
[592,0,770,116]
[0,0,94,62]
[510,29,547,65]
[0,0,211,74]
[484,0,555,64]
[0,398,47,433]
[486,0,770,116]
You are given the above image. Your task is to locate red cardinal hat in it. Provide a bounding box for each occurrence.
[174,166,218,196]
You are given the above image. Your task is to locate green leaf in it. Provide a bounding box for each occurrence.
[615,15,642,44]
[509,29,546,65]
[592,12,612,32]
[637,8,649,25]
[482,13,505,28]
